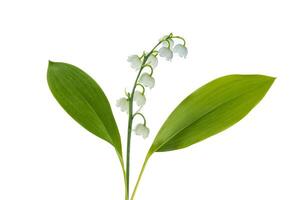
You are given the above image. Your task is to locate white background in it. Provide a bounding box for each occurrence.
[0,0,299,199]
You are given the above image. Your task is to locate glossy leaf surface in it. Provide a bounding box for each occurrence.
[149,74,275,154]
[47,61,123,158]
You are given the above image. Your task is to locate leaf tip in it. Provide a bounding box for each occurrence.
[48,60,55,66]
[47,61,63,74]
[268,75,276,81]
[48,60,56,71]
[254,74,276,86]
[265,75,276,86]
[271,76,276,81]
[47,61,60,85]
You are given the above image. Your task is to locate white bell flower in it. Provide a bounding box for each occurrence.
[116,97,129,113]
[134,123,150,139]
[127,55,142,71]
[133,91,146,106]
[146,54,158,68]
[173,44,188,58]
[159,47,173,61]
[162,38,174,49]
[139,73,155,89]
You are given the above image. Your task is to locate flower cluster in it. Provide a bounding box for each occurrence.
[116,33,187,139]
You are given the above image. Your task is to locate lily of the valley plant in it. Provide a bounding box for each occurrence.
[47,33,275,200]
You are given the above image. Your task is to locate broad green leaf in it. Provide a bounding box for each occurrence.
[149,74,275,154]
[47,61,123,159]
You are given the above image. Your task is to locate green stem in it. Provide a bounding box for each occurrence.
[130,154,151,200]
[125,66,144,200]
[125,36,170,200]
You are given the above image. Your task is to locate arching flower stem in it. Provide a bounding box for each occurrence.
[152,50,159,56]
[142,64,154,76]
[166,39,171,48]
[136,83,145,95]
[172,35,187,46]
[124,89,130,98]
[132,112,147,126]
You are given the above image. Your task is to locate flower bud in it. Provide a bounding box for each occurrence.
[173,44,188,58]
[159,47,173,61]
[127,55,142,71]
[134,123,150,139]
[116,97,129,113]
[139,73,155,89]
[133,91,146,106]
[146,54,158,68]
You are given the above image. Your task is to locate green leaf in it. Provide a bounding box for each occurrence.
[149,74,275,154]
[47,61,123,159]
